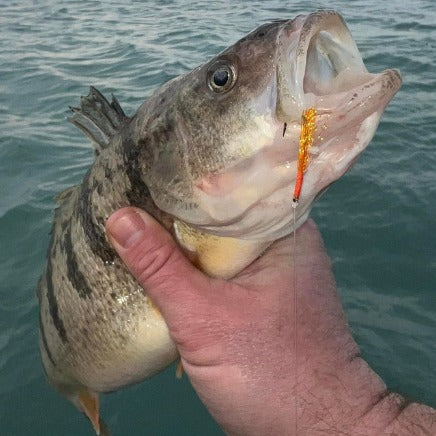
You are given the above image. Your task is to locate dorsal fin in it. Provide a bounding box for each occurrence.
[69,86,129,152]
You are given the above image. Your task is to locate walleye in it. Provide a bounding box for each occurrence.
[37,11,401,434]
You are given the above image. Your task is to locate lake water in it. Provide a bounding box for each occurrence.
[0,0,435,435]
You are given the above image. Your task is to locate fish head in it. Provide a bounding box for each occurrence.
[135,11,402,243]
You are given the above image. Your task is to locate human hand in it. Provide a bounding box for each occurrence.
[106,208,435,435]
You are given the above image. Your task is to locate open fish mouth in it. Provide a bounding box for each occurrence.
[281,11,402,109]
[282,11,402,225]
[297,11,401,145]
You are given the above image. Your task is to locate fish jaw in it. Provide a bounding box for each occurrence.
[188,11,402,241]
[276,11,402,219]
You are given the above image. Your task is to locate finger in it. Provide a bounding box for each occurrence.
[105,207,214,323]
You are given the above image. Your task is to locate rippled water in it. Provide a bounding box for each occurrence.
[0,1,435,435]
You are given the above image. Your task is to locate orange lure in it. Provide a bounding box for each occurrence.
[292,108,316,207]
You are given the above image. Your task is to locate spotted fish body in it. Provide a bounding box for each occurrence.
[38,11,401,433]
[38,91,179,394]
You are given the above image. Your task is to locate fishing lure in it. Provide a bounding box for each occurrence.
[292,107,317,207]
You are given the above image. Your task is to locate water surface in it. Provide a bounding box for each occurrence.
[0,1,435,434]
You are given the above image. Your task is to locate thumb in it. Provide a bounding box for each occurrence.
[105,207,212,323]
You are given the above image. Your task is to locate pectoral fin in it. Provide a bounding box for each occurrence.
[79,391,101,435]
[176,360,184,379]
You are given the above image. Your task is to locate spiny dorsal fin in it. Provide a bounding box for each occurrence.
[69,86,129,152]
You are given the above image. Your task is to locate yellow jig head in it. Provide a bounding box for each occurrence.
[292,108,316,207]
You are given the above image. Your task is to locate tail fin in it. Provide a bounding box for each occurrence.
[69,86,128,152]
[99,418,111,436]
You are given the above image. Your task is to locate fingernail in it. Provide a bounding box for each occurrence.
[107,210,147,249]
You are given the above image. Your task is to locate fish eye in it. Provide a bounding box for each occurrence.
[207,62,237,93]
[213,69,229,87]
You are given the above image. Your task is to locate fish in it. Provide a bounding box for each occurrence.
[37,10,401,434]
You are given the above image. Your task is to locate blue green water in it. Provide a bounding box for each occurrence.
[0,0,435,434]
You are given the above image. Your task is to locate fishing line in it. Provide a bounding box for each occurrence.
[292,108,316,435]
[292,203,297,435]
